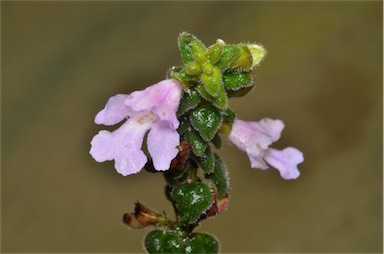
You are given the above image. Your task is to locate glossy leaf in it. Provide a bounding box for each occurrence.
[207,44,223,64]
[196,84,228,110]
[184,233,219,254]
[144,230,184,254]
[190,104,223,142]
[178,32,195,64]
[172,182,213,225]
[195,146,215,174]
[185,128,207,157]
[211,133,222,149]
[215,45,241,70]
[201,66,222,97]
[222,72,253,91]
[177,87,201,116]
[205,154,230,197]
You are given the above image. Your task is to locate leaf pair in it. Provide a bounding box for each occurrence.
[145,230,219,254]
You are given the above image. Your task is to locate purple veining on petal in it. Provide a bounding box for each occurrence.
[264,147,304,180]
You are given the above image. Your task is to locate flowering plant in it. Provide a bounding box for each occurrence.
[90,32,303,253]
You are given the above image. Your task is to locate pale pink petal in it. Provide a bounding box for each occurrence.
[147,120,180,171]
[264,147,304,180]
[124,79,182,128]
[95,94,133,126]
[229,119,284,169]
[90,112,156,176]
[254,118,284,142]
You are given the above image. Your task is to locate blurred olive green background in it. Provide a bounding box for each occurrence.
[1,1,382,253]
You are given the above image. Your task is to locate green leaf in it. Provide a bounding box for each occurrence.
[190,103,223,142]
[221,108,236,122]
[207,44,223,64]
[190,38,207,64]
[205,154,229,197]
[222,72,254,91]
[227,85,254,98]
[211,133,222,149]
[184,233,219,254]
[184,62,201,76]
[172,182,213,225]
[201,66,222,97]
[178,32,195,64]
[144,230,184,254]
[177,116,189,134]
[196,84,228,110]
[229,45,253,70]
[164,160,193,185]
[195,146,215,174]
[185,128,207,157]
[215,45,241,70]
[177,88,201,116]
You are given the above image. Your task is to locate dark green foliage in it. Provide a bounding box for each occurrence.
[211,133,222,149]
[184,233,219,254]
[171,182,213,225]
[195,146,215,174]
[185,128,207,157]
[190,104,223,142]
[144,230,184,254]
[177,87,201,117]
[222,72,253,91]
[215,45,241,69]
[196,84,228,110]
[205,154,230,197]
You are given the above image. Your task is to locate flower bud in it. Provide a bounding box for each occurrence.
[122,202,172,229]
[246,44,267,68]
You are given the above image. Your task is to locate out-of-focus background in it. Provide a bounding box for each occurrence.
[2,2,382,253]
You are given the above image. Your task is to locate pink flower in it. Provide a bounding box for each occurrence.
[229,118,304,180]
[90,79,183,176]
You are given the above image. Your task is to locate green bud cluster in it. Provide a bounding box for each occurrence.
[124,32,266,254]
[170,32,266,110]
